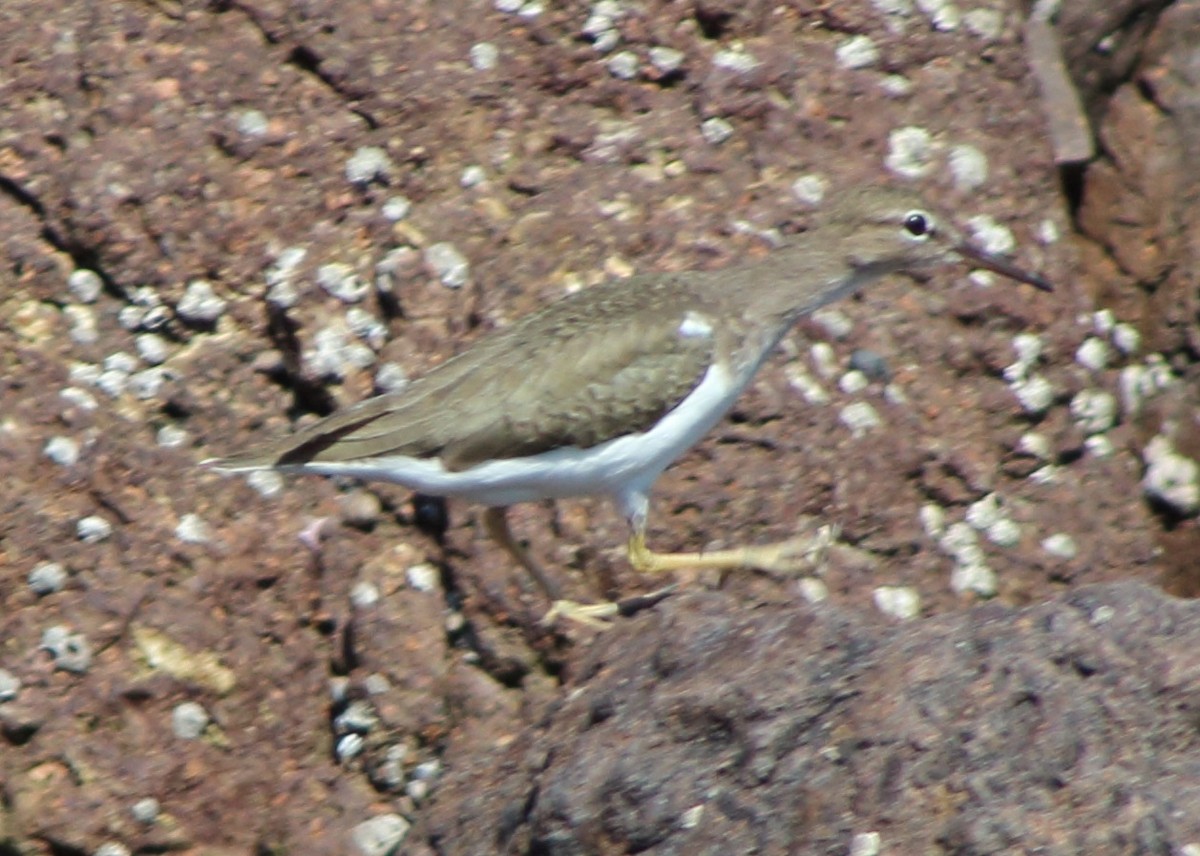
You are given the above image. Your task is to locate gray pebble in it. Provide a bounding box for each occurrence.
[117,304,147,331]
[406,562,439,593]
[460,164,487,188]
[792,174,828,206]
[335,699,378,734]
[94,843,132,856]
[177,280,228,325]
[235,108,269,137]
[130,285,162,308]
[317,262,371,304]
[60,387,99,411]
[340,490,382,528]
[246,469,284,498]
[424,242,470,288]
[0,668,20,702]
[1042,533,1078,559]
[328,676,350,704]
[374,362,409,394]
[412,758,441,780]
[77,515,113,543]
[68,268,104,303]
[345,146,393,186]
[375,247,420,296]
[701,117,734,145]
[607,50,639,79]
[64,305,99,344]
[352,814,410,856]
[130,797,160,824]
[712,48,760,74]
[445,611,466,634]
[128,367,168,400]
[337,733,365,763]
[380,196,412,222]
[406,778,429,803]
[28,561,68,596]
[305,325,376,379]
[104,351,139,374]
[363,673,391,695]
[266,280,300,310]
[1143,436,1200,516]
[40,625,93,673]
[349,580,380,608]
[1070,389,1117,435]
[172,701,210,739]
[838,370,868,395]
[95,368,129,398]
[648,46,684,75]
[469,42,498,71]
[346,307,388,350]
[849,349,891,382]
[175,513,211,545]
[140,304,172,331]
[370,743,408,791]
[265,246,308,285]
[44,436,81,467]
[582,7,619,37]
[839,401,882,436]
[156,425,189,448]
[592,28,621,52]
[135,333,170,365]
[69,362,102,385]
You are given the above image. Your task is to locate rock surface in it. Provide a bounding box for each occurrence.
[1,0,1196,853]
[430,583,1200,854]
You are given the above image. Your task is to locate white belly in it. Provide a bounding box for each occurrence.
[290,360,745,507]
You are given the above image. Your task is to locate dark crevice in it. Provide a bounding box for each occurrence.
[694,9,731,39]
[223,2,379,127]
[43,842,87,856]
[287,43,323,77]
[284,46,378,127]
[263,302,339,417]
[0,172,126,299]
[1059,161,1086,215]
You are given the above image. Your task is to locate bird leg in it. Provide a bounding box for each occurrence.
[482,506,624,628]
[626,521,837,576]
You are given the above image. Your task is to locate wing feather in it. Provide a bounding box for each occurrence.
[210,272,718,472]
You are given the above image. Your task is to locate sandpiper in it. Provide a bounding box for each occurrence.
[207,185,1051,624]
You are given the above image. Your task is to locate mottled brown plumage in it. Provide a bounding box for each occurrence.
[252,271,722,472]
[207,186,1051,624]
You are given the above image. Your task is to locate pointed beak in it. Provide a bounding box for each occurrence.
[956,241,1053,292]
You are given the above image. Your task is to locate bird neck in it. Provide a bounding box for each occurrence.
[734,245,901,333]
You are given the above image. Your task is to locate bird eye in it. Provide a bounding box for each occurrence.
[903,211,934,239]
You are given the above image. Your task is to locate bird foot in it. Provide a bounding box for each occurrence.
[541,584,677,629]
[743,523,840,575]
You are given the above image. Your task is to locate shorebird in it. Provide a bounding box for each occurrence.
[207,185,1051,624]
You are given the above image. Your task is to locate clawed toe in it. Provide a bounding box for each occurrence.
[750,523,840,575]
[541,584,678,629]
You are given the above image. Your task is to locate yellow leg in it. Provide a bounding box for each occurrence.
[482,506,561,600]
[482,507,626,628]
[627,522,837,575]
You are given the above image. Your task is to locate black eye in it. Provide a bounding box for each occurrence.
[904,211,932,237]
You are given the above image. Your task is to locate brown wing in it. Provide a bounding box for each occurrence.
[210,272,718,472]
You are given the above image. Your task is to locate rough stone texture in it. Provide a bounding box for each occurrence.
[1074,0,1200,599]
[429,583,1200,855]
[0,0,1196,853]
